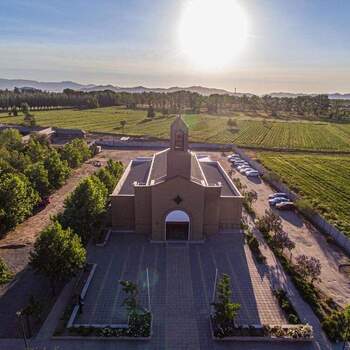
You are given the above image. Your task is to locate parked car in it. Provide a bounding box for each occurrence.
[269,197,289,206]
[229,157,242,163]
[237,165,250,171]
[239,167,252,174]
[276,201,295,210]
[246,170,259,177]
[268,192,289,199]
[227,153,238,159]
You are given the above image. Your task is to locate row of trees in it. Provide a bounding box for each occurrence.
[29,159,124,294]
[0,130,92,235]
[1,88,349,121]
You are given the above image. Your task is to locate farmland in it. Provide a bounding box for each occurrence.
[1,106,350,151]
[257,152,350,237]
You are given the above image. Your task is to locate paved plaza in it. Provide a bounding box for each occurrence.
[74,231,287,349]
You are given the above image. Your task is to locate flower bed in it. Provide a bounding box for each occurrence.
[65,311,152,339]
[210,316,313,342]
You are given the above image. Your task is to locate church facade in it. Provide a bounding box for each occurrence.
[111,116,243,241]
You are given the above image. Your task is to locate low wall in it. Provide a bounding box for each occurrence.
[234,147,350,256]
[96,139,233,151]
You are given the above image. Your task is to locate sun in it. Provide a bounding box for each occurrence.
[178,0,249,70]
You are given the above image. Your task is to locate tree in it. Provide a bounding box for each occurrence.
[60,139,91,168]
[256,209,283,236]
[322,305,350,342]
[270,231,295,258]
[0,257,12,285]
[0,128,22,150]
[30,221,86,295]
[96,167,116,194]
[25,138,47,162]
[147,105,155,119]
[227,118,237,129]
[24,162,50,198]
[212,274,240,326]
[21,102,30,116]
[44,149,70,189]
[120,120,127,132]
[0,173,40,235]
[295,255,321,283]
[61,175,108,243]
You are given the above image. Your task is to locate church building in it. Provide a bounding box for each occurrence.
[111,116,243,241]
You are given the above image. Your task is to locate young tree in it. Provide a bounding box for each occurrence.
[44,149,71,189]
[147,105,155,119]
[212,274,240,326]
[30,221,86,295]
[120,280,139,314]
[227,118,237,129]
[120,120,127,132]
[0,173,40,234]
[61,175,108,243]
[295,255,321,283]
[270,231,295,257]
[256,209,283,236]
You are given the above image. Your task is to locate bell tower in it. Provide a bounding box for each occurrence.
[170,115,188,151]
[167,116,191,179]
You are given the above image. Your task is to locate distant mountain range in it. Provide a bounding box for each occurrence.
[0,78,349,99]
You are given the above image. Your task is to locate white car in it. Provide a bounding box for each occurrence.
[227,154,238,159]
[246,170,259,177]
[269,197,289,206]
[237,164,250,170]
[268,192,289,199]
[229,157,241,163]
[239,167,252,174]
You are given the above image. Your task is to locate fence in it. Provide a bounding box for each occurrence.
[234,146,350,256]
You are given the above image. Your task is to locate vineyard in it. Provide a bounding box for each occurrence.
[1,106,350,151]
[257,152,350,237]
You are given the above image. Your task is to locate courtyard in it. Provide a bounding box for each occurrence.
[75,231,287,349]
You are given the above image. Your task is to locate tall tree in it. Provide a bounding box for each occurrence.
[61,176,108,243]
[30,221,86,295]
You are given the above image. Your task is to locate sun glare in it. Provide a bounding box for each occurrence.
[178,0,249,70]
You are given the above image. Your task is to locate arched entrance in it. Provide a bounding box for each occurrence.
[165,210,190,241]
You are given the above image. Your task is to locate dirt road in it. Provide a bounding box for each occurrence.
[205,151,350,307]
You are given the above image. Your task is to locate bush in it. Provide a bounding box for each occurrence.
[274,289,301,324]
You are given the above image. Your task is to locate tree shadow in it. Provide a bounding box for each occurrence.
[0,266,62,338]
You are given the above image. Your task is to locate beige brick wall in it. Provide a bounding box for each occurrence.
[111,195,135,230]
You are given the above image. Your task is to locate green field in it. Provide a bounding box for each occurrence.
[257,152,350,237]
[1,106,350,151]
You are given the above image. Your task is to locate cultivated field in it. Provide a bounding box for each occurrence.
[257,152,350,237]
[1,106,350,151]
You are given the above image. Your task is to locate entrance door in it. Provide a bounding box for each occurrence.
[165,210,190,241]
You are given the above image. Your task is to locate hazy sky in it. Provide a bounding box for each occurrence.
[0,0,349,94]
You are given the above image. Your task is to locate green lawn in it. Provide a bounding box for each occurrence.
[1,106,350,151]
[257,152,350,237]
